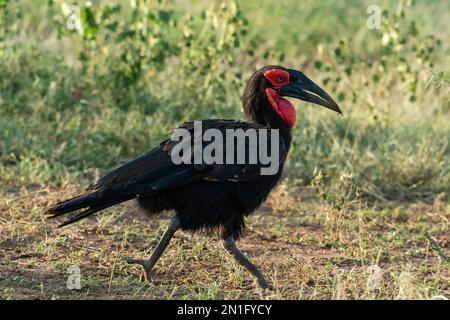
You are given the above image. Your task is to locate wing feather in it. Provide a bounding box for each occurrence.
[87,120,288,196]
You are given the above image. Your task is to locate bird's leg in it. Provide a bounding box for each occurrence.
[126,216,180,282]
[223,236,271,289]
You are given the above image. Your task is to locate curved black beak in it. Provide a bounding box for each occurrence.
[279,69,342,115]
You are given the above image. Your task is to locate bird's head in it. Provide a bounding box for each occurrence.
[243,65,342,129]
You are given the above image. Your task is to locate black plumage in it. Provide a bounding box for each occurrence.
[46,65,341,288]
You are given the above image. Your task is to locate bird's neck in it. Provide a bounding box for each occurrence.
[244,97,292,148]
[267,119,293,149]
[244,95,293,148]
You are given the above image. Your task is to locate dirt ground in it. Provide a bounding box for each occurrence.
[0,185,449,300]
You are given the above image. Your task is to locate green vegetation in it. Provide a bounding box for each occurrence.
[0,0,449,299]
[1,0,449,200]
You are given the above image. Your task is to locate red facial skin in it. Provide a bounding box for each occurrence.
[263,69,296,128]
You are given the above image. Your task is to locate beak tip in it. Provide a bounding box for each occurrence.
[332,104,343,116]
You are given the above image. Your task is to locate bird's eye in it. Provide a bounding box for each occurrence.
[277,76,285,82]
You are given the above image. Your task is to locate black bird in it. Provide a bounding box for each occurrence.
[46,65,341,288]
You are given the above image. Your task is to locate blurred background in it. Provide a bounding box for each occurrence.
[0,0,449,202]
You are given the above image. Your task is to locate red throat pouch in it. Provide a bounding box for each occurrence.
[266,88,296,128]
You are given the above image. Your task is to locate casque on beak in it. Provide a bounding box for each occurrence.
[278,69,342,114]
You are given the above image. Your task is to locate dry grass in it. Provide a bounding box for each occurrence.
[0,184,448,300]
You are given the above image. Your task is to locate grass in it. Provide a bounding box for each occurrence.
[0,0,449,299]
[0,185,448,299]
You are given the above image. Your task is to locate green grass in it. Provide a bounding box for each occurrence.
[0,0,449,299]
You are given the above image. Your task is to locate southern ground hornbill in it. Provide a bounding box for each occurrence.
[46,65,341,289]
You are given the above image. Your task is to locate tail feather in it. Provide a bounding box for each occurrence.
[57,203,113,227]
[46,191,133,227]
[46,193,98,218]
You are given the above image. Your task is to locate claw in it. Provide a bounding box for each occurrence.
[258,278,274,290]
[125,256,153,282]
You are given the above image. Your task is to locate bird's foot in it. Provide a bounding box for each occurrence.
[125,257,154,283]
[257,277,274,291]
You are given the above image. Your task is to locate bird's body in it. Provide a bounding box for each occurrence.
[138,166,282,239]
[53,119,289,239]
[46,65,341,288]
